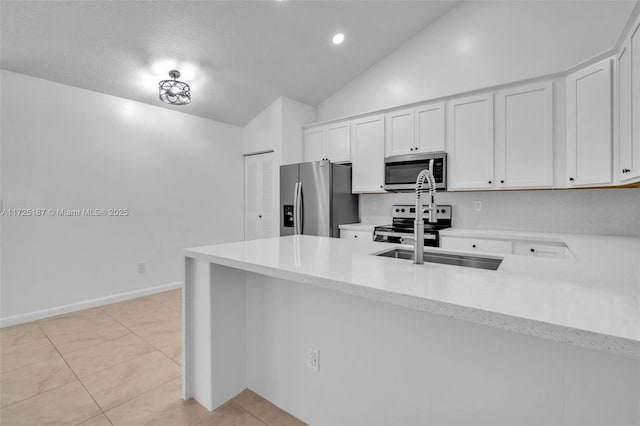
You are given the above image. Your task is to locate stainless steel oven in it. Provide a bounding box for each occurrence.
[373,204,452,247]
[384,152,447,192]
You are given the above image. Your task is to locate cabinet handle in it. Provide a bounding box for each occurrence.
[380,185,383,188]
[569,177,575,181]
[500,180,504,184]
[622,169,630,173]
[530,248,535,253]
[472,244,477,248]
[488,180,492,184]
[258,215,262,218]
[354,235,358,238]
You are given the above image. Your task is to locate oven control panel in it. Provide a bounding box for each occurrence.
[391,204,451,220]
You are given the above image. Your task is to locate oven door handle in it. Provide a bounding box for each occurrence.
[374,231,436,239]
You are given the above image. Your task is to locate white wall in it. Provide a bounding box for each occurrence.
[281,97,316,166]
[317,0,636,121]
[360,188,640,237]
[242,96,316,240]
[242,97,282,156]
[242,95,316,164]
[0,70,244,323]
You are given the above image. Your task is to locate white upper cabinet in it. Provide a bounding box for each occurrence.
[325,122,351,163]
[304,121,351,163]
[415,102,446,153]
[447,94,495,190]
[351,114,385,193]
[618,18,640,183]
[385,108,415,156]
[495,82,554,188]
[385,104,445,156]
[303,127,326,163]
[566,58,612,187]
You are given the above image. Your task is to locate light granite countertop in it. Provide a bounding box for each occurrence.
[185,231,640,359]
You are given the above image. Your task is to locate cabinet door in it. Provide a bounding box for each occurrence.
[447,94,495,190]
[441,236,512,255]
[244,152,276,240]
[619,41,633,181]
[304,127,326,162]
[385,108,415,156]
[326,121,351,163]
[566,59,612,187]
[632,21,640,181]
[619,20,640,183]
[495,83,553,188]
[512,242,567,259]
[415,102,445,153]
[352,114,385,193]
[340,230,373,240]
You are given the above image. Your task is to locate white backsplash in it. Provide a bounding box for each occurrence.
[360,188,640,237]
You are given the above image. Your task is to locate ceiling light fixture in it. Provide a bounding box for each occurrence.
[332,33,345,45]
[159,70,191,105]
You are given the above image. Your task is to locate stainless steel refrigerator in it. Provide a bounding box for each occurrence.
[280,160,359,237]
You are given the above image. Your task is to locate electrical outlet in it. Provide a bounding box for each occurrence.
[307,346,319,372]
[474,201,482,212]
[137,262,146,274]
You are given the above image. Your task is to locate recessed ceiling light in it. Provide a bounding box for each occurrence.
[332,33,345,45]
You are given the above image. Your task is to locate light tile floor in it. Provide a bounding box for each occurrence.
[0,289,307,426]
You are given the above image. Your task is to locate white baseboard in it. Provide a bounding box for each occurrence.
[0,282,183,328]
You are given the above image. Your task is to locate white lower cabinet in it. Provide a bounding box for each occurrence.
[512,241,568,259]
[440,236,512,255]
[566,58,613,187]
[351,114,386,193]
[340,230,373,240]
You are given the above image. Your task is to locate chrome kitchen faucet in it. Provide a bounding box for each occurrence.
[414,159,438,264]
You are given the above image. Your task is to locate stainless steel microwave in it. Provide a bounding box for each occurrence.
[384,152,447,192]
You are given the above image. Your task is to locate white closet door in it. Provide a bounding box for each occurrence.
[259,156,275,239]
[244,152,276,240]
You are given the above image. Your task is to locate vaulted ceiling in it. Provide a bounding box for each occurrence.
[0,0,460,126]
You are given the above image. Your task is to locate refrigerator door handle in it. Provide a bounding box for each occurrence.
[298,181,303,234]
[293,182,299,234]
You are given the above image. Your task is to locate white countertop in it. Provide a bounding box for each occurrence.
[185,232,640,359]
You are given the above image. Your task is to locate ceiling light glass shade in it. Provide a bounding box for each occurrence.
[159,70,191,105]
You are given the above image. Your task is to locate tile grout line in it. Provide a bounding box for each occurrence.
[100,309,181,356]
[100,374,181,417]
[33,333,107,423]
[1,293,182,424]
[230,401,269,426]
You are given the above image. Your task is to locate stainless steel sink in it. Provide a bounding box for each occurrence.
[375,248,503,271]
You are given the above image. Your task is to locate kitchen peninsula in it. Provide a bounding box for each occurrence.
[183,234,640,425]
